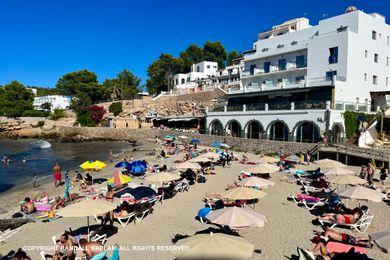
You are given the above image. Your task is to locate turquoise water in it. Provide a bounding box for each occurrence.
[0,139,130,193]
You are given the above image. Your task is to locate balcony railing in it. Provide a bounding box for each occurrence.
[242,60,307,78]
[295,100,327,110]
[246,104,265,111]
[227,105,244,112]
[268,102,291,110]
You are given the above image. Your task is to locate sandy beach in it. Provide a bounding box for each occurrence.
[0,141,389,259]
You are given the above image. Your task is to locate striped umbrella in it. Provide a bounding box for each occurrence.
[113,171,121,187]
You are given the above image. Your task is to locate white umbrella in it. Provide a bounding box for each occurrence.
[208,207,267,229]
[189,156,211,163]
[175,161,202,170]
[247,163,279,174]
[284,155,300,163]
[222,187,267,200]
[369,228,390,252]
[179,135,188,139]
[201,152,220,161]
[325,166,355,175]
[237,177,275,189]
[315,158,344,168]
[328,175,367,185]
[339,186,386,202]
[175,232,254,259]
[145,172,181,183]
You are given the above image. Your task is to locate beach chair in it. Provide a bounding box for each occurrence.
[134,204,153,223]
[174,179,189,193]
[116,212,136,227]
[150,194,164,205]
[318,214,374,234]
[288,195,328,210]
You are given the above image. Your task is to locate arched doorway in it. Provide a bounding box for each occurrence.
[246,120,264,139]
[209,120,223,136]
[268,121,289,141]
[226,120,242,137]
[295,121,321,143]
[332,124,344,144]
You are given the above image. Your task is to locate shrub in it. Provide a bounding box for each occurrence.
[77,112,96,127]
[344,111,377,139]
[108,102,123,116]
[50,109,65,120]
[89,105,106,124]
[22,110,50,117]
[36,121,45,127]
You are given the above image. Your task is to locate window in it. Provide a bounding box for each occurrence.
[326,70,337,81]
[249,64,256,75]
[181,78,185,84]
[387,36,389,45]
[365,50,368,58]
[175,79,178,85]
[278,59,287,71]
[196,66,200,72]
[374,53,379,63]
[373,75,378,85]
[364,73,367,81]
[329,47,338,64]
[207,65,210,69]
[263,62,271,73]
[387,57,389,66]
[387,77,389,86]
[295,76,305,83]
[296,55,306,68]
[372,30,377,40]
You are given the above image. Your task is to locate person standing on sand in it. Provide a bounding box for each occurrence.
[53,163,62,187]
[109,147,113,162]
[32,174,37,188]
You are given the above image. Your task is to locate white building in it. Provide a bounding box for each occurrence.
[33,95,71,111]
[214,58,244,91]
[173,61,218,91]
[206,7,390,143]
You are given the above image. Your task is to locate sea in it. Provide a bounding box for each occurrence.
[0,139,131,193]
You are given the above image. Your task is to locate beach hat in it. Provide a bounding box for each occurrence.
[369,228,390,252]
[145,172,181,183]
[338,186,386,202]
[221,187,267,200]
[328,175,367,185]
[174,232,254,259]
[207,207,267,229]
[237,177,275,189]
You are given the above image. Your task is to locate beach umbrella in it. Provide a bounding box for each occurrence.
[222,187,267,200]
[208,207,267,229]
[248,163,279,174]
[220,143,230,149]
[211,141,221,148]
[179,135,188,139]
[113,186,157,200]
[189,156,211,163]
[128,160,148,176]
[369,228,390,252]
[80,161,94,170]
[145,172,181,183]
[237,177,275,189]
[315,158,344,168]
[174,232,254,259]
[115,161,132,168]
[191,138,201,143]
[328,175,367,185]
[325,166,355,175]
[284,155,301,163]
[175,161,202,170]
[164,135,176,141]
[258,156,279,164]
[57,199,117,236]
[90,160,107,170]
[107,172,133,186]
[338,186,385,202]
[201,152,221,161]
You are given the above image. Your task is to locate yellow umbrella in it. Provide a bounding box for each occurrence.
[222,187,267,200]
[90,160,107,170]
[80,161,94,170]
[174,232,254,259]
[107,174,133,185]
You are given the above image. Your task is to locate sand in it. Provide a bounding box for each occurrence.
[0,144,389,259]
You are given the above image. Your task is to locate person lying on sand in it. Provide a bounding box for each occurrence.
[316,209,363,225]
[311,241,369,260]
[79,239,104,259]
[313,227,372,247]
[20,197,35,214]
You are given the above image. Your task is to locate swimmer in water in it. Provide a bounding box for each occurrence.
[22,156,26,163]
[2,154,10,164]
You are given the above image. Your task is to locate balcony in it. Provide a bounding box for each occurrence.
[241,60,307,78]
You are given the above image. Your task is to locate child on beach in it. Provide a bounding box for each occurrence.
[32,174,37,188]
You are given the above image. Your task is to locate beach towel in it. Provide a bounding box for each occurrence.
[325,241,366,254]
[297,193,320,203]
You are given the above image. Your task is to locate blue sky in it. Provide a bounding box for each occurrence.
[0,0,388,87]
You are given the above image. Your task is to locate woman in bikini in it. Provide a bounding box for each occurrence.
[53,163,62,187]
[317,209,363,225]
[101,186,114,226]
[313,227,372,247]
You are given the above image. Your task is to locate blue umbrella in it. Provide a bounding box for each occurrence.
[114,186,156,200]
[128,160,148,176]
[191,138,200,143]
[211,141,221,148]
[115,161,132,168]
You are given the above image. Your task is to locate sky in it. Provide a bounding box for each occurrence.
[0,0,389,87]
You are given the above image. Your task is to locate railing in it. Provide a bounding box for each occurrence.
[227,105,244,112]
[295,100,327,110]
[242,60,307,77]
[246,104,265,111]
[333,101,375,112]
[211,106,225,112]
[268,102,291,110]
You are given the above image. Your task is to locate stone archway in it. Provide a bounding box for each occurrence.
[225,120,242,137]
[245,120,264,139]
[293,121,321,143]
[267,120,289,141]
[332,123,344,144]
[209,119,224,136]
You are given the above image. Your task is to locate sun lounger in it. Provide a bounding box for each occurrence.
[174,179,189,193]
[135,207,153,222]
[288,195,328,210]
[318,214,374,234]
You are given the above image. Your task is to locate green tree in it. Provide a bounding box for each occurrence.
[179,45,204,73]
[56,69,106,102]
[50,109,65,120]
[146,54,182,95]
[40,102,52,111]
[109,102,123,116]
[227,51,243,65]
[0,81,34,117]
[34,87,60,96]
[117,69,141,99]
[203,41,227,69]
